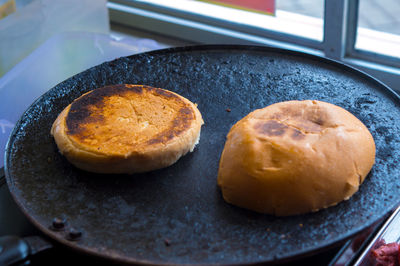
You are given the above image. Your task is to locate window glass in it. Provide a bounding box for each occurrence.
[356,0,400,58]
[276,0,323,19]
[139,0,324,41]
[197,0,275,15]
[275,0,324,41]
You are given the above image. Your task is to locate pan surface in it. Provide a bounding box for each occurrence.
[5,45,400,265]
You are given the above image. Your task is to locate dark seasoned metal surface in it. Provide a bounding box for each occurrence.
[5,45,400,265]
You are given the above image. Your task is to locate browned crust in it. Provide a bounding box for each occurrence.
[66,84,195,146]
[217,100,376,216]
[147,106,194,145]
[51,84,204,174]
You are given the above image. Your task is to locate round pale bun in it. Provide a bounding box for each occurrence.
[217,100,375,216]
[51,84,204,174]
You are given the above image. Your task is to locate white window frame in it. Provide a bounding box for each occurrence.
[108,0,400,92]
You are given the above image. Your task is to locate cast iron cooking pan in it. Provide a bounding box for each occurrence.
[5,45,400,265]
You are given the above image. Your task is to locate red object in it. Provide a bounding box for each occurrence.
[199,0,275,15]
[371,241,400,266]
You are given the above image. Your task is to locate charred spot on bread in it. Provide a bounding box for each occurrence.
[265,104,328,134]
[153,87,177,98]
[66,84,136,135]
[66,98,105,136]
[290,129,305,140]
[254,120,306,141]
[254,120,287,137]
[147,106,194,145]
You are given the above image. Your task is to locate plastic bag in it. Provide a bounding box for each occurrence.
[0,0,109,76]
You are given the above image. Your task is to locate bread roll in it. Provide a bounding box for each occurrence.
[51,84,204,174]
[217,100,375,216]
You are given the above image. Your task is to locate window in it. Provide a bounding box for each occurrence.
[355,0,400,60]
[131,0,324,41]
[108,0,400,91]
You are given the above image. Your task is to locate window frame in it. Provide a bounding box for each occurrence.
[108,0,400,91]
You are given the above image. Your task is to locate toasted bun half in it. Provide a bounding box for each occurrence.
[51,84,204,174]
[217,100,375,216]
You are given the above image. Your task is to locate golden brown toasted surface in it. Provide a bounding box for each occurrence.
[65,84,196,156]
[51,84,204,174]
[218,100,376,216]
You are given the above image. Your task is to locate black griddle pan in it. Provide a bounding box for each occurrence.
[4,45,400,265]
